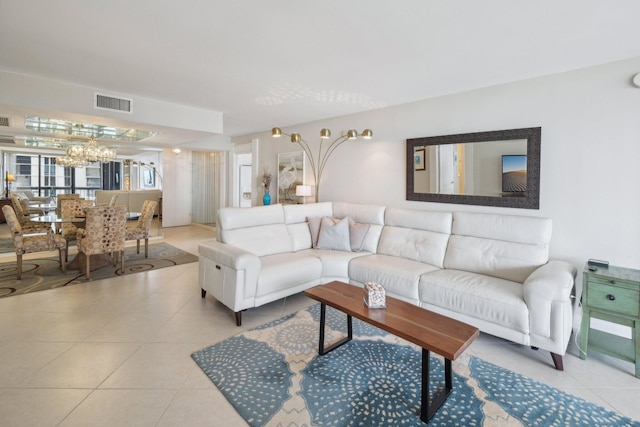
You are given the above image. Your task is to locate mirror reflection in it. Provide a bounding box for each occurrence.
[413,139,527,197]
[406,127,541,209]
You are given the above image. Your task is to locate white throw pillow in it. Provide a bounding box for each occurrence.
[316,216,351,251]
[348,217,370,252]
[307,216,323,248]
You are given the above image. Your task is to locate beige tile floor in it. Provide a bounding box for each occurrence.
[0,223,639,426]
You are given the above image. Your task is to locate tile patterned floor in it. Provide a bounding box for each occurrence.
[0,224,638,426]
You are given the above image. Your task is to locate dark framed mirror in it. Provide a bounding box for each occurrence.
[406,127,541,209]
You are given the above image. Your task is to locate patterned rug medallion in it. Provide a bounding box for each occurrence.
[0,242,198,298]
[0,237,15,254]
[192,305,640,427]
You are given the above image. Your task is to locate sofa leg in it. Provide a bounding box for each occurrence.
[532,347,563,370]
[551,352,564,371]
[235,311,242,326]
[201,289,206,298]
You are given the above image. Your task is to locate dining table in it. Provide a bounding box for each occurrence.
[28,203,57,213]
[30,213,85,224]
[30,209,137,273]
[30,213,112,271]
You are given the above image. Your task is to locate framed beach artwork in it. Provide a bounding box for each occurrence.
[414,148,426,171]
[277,151,305,204]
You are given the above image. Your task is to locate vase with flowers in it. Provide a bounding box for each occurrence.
[262,170,272,205]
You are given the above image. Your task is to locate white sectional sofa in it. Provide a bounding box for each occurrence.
[198,202,576,369]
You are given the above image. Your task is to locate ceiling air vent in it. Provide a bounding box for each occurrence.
[94,93,132,113]
[0,135,15,144]
[0,117,10,127]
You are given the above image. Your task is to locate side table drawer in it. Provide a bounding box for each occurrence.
[586,280,639,317]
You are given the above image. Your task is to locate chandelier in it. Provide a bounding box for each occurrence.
[55,137,117,167]
[272,127,372,202]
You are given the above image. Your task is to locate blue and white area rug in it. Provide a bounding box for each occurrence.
[192,305,640,426]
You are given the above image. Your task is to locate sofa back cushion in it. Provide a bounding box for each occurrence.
[378,208,452,267]
[283,202,385,253]
[444,212,551,283]
[283,202,333,251]
[332,202,386,253]
[217,204,293,256]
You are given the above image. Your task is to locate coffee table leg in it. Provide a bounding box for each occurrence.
[318,303,353,355]
[420,349,453,423]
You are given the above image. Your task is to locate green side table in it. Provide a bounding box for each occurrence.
[580,263,640,377]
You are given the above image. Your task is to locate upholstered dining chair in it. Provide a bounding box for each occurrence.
[60,199,94,261]
[76,205,127,280]
[10,192,44,216]
[55,193,80,217]
[9,193,52,233]
[125,200,157,257]
[2,205,67,280]
[55,193,81,233]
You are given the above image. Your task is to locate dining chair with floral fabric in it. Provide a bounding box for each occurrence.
[76,205,127,280]
[125,200,157,258]
[9,193,52,233]
[55,193,80,217]
[2,205,67,280]
[60,198,94,261]
[55,193,81,233]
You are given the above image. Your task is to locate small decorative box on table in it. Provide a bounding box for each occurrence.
[364,282,386,308]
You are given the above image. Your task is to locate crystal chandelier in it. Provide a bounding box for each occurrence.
[54,155,87,168]
[55,137,117,167]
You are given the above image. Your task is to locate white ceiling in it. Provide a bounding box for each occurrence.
[1,1,640,154]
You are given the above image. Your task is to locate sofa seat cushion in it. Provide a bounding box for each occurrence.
[419,269,529,334]
[349,254,440,302]
[300,249,370,279]
[256,252,322,297]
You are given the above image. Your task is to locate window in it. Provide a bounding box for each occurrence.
[43,157,56,187]
[15,155,32,188]
[4,152,106,198]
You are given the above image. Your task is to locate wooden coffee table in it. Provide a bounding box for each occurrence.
[304,281,479,423]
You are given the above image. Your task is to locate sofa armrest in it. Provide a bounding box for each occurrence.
[198,240,261,312]
[523,260,577,338]
[199,240,259,270]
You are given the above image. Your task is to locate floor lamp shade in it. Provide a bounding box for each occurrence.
[295,185,312,197]
[4,172,15,197]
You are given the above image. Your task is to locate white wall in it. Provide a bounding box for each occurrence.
[161,148,192,227]
[235,57,640,277]
[0,70,224,135]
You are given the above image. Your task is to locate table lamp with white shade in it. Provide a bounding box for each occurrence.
[4,172,15,198]
[295,185,312,204]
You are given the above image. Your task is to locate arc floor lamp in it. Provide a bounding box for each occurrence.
[271,127,372,202]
